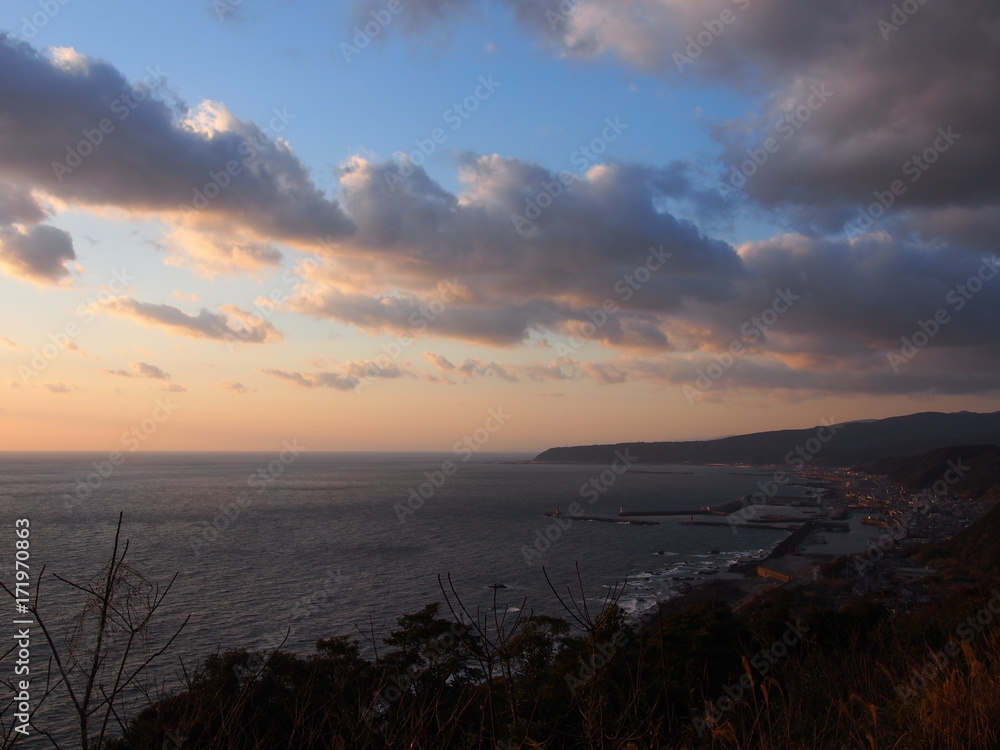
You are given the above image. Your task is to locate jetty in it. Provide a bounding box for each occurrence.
[542,512,658,526]
[617,509,713,517]
[679,519,795,531]
[617,496,751,516]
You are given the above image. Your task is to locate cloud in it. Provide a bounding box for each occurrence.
[596,347,1000,401]
[421,351,577,384]
[735,235,1000,353]
[160,224,284,278]
[348,0,471,40]
[0,182,47,225]
[132,361,170,379]
[336,1,1000,229]
[220,381,251,394]
[96,296,283,344]
[64,341,95,360]
[0,337,26,352]
[43,381,74,394]
[499,0,1000,228]
[260,360,415,391]
[0,224,76,285]
[0,36,353,276]
[3,21,998,401]
[162,383,187,393]
[705,1,1000,223]
[279,151,1000,396]
[102,361,171,380]
[578,361,628,385]
[284,155,741,348]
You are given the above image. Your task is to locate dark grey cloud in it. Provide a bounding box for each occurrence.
[600,344,1000,400]
[0,36,353,255]
[0,183,47,225]
[288,156,744,347]
[504,0,1000,224]
[0,224,76,285]
[286,152,1000,399]
[341,1,1000,227]
[739,235,1000,353]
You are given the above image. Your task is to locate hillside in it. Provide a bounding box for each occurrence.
[919,502,1000,581]
[870,444,1000,501]
[531,410,1000,466]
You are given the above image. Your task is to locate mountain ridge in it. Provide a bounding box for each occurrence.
[531,410,1000,467]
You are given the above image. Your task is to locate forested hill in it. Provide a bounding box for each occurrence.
[871,444,1000,502]
[531,410,1000,467]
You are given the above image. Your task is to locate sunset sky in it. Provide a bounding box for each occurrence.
[1,0,998,452]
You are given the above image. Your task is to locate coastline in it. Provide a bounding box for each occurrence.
[618,464,995,631]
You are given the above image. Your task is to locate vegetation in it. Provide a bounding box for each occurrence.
[871,444,1000,501]
[919,502,1000,581]
[87,576,999,750]
[0,513,188,750]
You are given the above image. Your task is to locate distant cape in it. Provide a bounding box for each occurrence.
[531,410,1000,467]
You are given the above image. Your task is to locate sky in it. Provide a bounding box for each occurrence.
[0,0,998,452]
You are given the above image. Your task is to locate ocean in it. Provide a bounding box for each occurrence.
[0,451,792,742]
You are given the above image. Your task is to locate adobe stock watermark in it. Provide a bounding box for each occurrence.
[544,0,582,30]
[510,116,628,234]
[521,449,637,566]
[394,408,511,523]
[340,0,405,63]
[694,618,810,735]
[18,269,134,384]
[223,254,324,354]
[561,575,680,696]
[353,280,467,394]
[384,76,502,190]
[537,244,672,359]
[886,255,999,372]
[682,287,799,404]
[895,588,1000,702]
[62,398,182,510]
[258,566,350,652]
[716,84,834,200]
[51,66,167,183]
[188,440,304,555]
[878,0,932,41]
[564,568,772,698]
[18,0,72,40]
[363,618,470,734]
[726,419,843,533]
[844,127,960,239]
[179,107,295,212]
[562,630,630,694]
[161,730,187,749]
[212,0,243,19]
[673,0,751,72]
[853,459,968,575]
